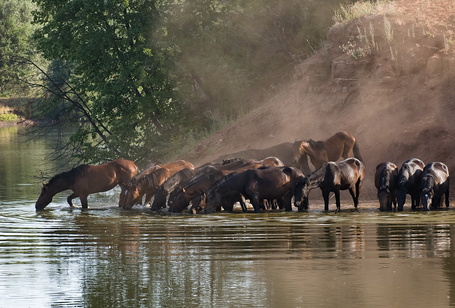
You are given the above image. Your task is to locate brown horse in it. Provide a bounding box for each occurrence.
[295,158,365,212]
[123,160,194,209]
[119,163,161,208]
[375,162,398,211]
[35,159,138,210]
[293,131,363,174]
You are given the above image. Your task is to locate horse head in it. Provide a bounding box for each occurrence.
[377,189,391,212]
[35,184,53,210]
[124,187,141,209]
[294,177,310,211]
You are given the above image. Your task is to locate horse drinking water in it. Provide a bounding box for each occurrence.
[375,162,398,211]
[293,131,363,174]
[295,158,365,212]
[420,162,450,211]
[35,159,138,210]
[396,158,425,211]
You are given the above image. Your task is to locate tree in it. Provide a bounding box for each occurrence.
[32,0,182,165]
[0,0,39,96]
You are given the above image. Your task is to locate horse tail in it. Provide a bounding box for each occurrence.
[353,141,363,162]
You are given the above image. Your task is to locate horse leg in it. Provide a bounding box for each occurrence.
[348,188,357,209]
[239,196,248,212]
[67,193,78,208]
[410,194,416,210]
[322,190,330,212]
[80,195,89,209]
[250,195,261,213]
[445,189,450,208]
[334,190,341,212]
[283,194,292,212]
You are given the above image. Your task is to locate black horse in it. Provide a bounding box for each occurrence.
[420,162,450,211]
[295,158,365,212]
[396,158,425,211]
[374,162,398,211]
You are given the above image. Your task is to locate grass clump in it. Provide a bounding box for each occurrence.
[0,105,19,122]
[333,0,393,24]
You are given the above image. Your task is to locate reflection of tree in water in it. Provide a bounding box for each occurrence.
[376,223,451,259]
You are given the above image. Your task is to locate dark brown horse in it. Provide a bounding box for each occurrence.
[396,158,425,211]
[295,158,365,212]
[420,162,450,211]
[35,159,138,210]
[293,131,363,174]
[375,162,398,211]
[123,160,194,209]
[168,165,226,213]
[204,166,305,214]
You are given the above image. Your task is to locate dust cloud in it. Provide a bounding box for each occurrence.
[184,0,455,197]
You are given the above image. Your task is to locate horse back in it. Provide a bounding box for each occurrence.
[325,131,356,161]
[161,160,195,172]
[336,158,365,188]
[398,158,425,187]
[423,162,449,184]
[375,162,398,190]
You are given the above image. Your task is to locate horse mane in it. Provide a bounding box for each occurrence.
[378,169,391,190]
[306,163,330,188]
[142,167,169,187]
[421,174,435,193]
[306,139,326,151]
[48,164,90,186]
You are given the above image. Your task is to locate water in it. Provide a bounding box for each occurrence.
[1,126,455,307]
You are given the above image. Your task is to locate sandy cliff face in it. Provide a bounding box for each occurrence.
[186,0,455,197]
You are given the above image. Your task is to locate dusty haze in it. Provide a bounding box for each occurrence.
[184,0,455,198]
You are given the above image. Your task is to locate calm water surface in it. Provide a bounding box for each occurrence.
[1,127,455,307]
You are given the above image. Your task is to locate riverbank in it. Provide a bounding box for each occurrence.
[0,97,36,126]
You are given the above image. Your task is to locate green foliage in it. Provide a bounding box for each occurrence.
[0,0,40,96]
[29,0,357,164]
[32,0,182,164]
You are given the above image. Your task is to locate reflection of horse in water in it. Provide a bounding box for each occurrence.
[396,158,425,211]
[295,158,365,212]
[35,159,138,209]
[375,162,398,212]
[293,131,363,174]
[420,162,449,211]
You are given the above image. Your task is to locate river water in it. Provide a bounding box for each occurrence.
[1,126,455,307]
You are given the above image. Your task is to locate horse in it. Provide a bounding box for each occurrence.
[420,162,450,211]
[168,157,285,213]
[123,160,194,209]
[217,142,295,166]
[119,163,161,208]
[396,158,425,211]
[293,131,363,174]
[295,158,365,212]
[204,166,305,214]
[150,168,197,211]
[35,159,138,210]
[168,165,226,213]
[374,162,398,211]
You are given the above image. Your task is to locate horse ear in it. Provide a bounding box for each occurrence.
[182,188,187,194]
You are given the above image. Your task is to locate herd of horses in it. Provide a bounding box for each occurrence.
[35,131,450,213]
